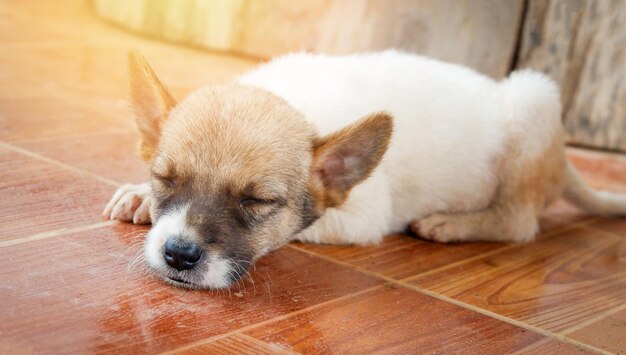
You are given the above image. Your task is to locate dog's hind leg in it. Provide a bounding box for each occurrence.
[409,139,566,244]
[411,129,568,243]
[409,203,539,243]
[103,183,152,224]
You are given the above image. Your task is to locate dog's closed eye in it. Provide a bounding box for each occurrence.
[237,197,285,227]
[153,173,176,188]
[239,197,278,209]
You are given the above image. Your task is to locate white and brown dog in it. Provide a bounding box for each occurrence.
[104,50,626,289]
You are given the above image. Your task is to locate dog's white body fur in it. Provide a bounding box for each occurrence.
[239,50,559,244]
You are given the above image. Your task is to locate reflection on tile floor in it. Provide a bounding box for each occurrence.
[0,0,624,353]
[0,225,382,353]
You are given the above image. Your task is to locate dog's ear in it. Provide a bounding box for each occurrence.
[128,50,176,162]
[311,112,393,208]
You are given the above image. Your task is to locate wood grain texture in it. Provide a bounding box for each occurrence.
[587,216,626,237]
[566,307,626,354]
[517,0,626,151]
[93,0,524,78]
[409,226,626,333]
[245,287,556,354]
[293,234,506,280]
[511,338,595,354]
[18,132,149,184]
[178,334,294,355]
[0,147,117,241]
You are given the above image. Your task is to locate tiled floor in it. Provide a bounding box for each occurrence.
[1,1,625,354]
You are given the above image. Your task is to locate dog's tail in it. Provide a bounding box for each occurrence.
[563,160,626,216]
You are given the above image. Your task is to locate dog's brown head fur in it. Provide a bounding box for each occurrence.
[131,51,392,288]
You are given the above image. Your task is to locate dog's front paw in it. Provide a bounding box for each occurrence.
[410,214,460,243]
[103,183,152,224]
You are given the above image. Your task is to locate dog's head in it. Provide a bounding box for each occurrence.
[129,52,392,289]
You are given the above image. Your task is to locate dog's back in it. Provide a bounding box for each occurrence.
[240,52,552,234]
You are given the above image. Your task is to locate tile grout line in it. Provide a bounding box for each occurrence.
[561,302,626,336]
[162,284,385,354]
[0,220,118,248]
[399,281,611,355]
[234,333,299,354]
[287,244,610,355]
[578,223,626,240]
[11,127,134,145]
[403,217,598,281]
[164,217,602,353]
[0,141,121,186]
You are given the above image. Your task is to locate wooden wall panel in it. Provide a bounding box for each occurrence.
[94,0,524,78]
[237,0,525,78]
[94,0,626,151]
[517,0,626,151]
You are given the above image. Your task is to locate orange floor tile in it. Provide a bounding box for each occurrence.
[0,1,624,354]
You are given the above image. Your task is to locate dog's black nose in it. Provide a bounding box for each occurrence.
[163,240,203,271]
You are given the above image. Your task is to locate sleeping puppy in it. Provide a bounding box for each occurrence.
[104,50,626,289]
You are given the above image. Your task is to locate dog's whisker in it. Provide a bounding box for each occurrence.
[265,271,275,287]
[259,274,272,299]
[126,249,147,273]
[116,239,145,263]
[244,270,256,294]
[226,257,247,294]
